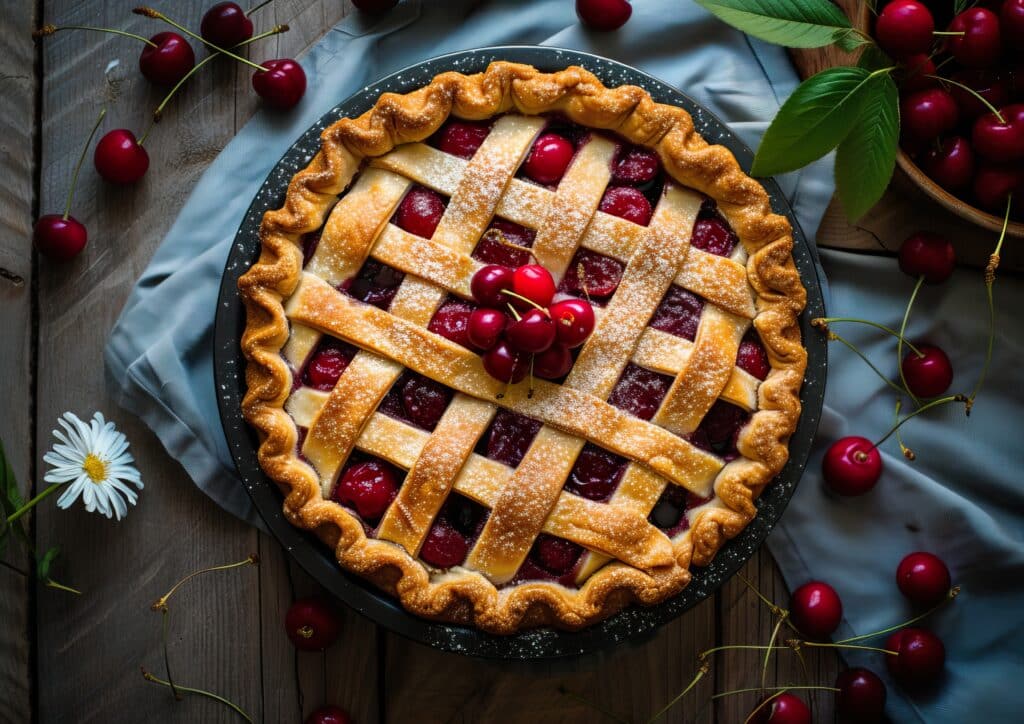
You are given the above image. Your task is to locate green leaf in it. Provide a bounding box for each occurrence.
[694,0,854,48]
[752,67,884,176]
[954,0,970,13]
[835,74,900,221]
[37,546,60,581]
[857,44,893,72]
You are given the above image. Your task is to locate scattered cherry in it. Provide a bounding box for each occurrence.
[284,597,341,651]
[467,308,508,350]
[835,667,887,724]
[396,186,445,239]
[901,343,953,397]
[947,8,1002,69]
[138,31,195,86]
[549,298,596,348]
[333,460,398,521]
[875,0,935,58]
[898,232,955,283]
[511,264,556,308]
[94,129,150,184]
[471,264,514,307]
[419,520,469,568]
[896,551,951,607]
[33,215,87,262]
[822,436,882,496]
[482,341,528,384]
[576,0,633,31]
[901,88,959,141]
[599,186,653,225]
[612,145,659,184]
[534,344,574,379]
[200,2,253,48]
[972,104,1024,162]
[921,136,975,190]
[506,308,556,354]
[522,132,575,185]
[885,628,946,688]
[973,163,1022,211]
[252,58,307,109]
[749,692,811,724]
[789,580,843,640]
[736,337,770,380]
[304,706,353,724]
[437,120,490,159]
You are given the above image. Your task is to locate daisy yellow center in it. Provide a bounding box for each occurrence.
[82,454,108,483]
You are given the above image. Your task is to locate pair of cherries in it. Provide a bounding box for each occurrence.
[469,260,596,385]
[282,597,354,724]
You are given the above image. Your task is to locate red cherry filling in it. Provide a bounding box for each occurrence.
[435,120,491,159]
[419,519,469,568]
[483,410,542,467]
[691,216,738,257]
[341,259,404,309]
[565,443,627,501]
[301,231,321,266]
[395,186,446,238]
[333,457,400,522]
[531,534,583,575]
[612,145,660,184]
[303,338,357,390]
[558,248,624,301]
[378,371,453,431]
[427,297,475,348]
[698,401,750,453]
[441,494,488,539]
[599,186,653,225]
[522,132,575,185]
[472,219,535,267]
[607,363,673,421]
[737,335,770,380]
[648,485,708,537]
[650,285,704,341]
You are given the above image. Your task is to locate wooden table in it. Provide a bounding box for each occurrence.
[6,2,1005,722]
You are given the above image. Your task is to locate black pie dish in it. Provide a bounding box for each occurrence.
[214,45,828,660]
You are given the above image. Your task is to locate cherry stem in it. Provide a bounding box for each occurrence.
[744,691,784,724]
[506,303,522,321]
[484,229,538,264]
[6,483,62,526]
[246,0,274,15]
[927,75,1006,123]
[32,24,158,47]
[897,275,925,407]
[644,662,709,724]
[787,639,897,656]
[932,30,966,36]
[894,398,915,460]
[557,686,630,724]
[132,7,265,71]
[761,615,787,696]
[577,262,592,302]
[713,685,840,700]
[503,289,549,314]
[968,194,1011,412]
[827,329,913,397]
[151,554,259,612]
[44,579,82,595]
[872,394,967,449]
[812,317,923,356]
[63,107,106,219]
[160,608,180,700]
[141,667,252,722]
[736,573,788,620]
[838,586,960,644]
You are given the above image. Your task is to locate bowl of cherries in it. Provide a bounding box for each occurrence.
[868,0,1024,237]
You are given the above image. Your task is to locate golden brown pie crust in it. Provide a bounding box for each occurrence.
[238,61,807,634]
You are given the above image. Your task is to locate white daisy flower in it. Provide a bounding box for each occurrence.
[43,412,143,521]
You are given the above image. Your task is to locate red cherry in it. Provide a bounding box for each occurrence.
[789,581,843,640]
[200,2,253,48]
[471,264,514,307]
[33,215,87,262]
[749,692,811,724]
[352,0,398,11]
[482,341,528,384]
[898,232,955,283]
[1003,0,1024,46]
[947,8,1002,68]
[419,520,469,568]
[835,667,887,724]
[901,343,954,397]
[921,136,976,190]
[511,264,556,308]
[436,120,490,159]
[533,534,582,574]
[534,344,574,379]
[576,0,633,31]
[506,308,556,354]
[691,216,738,257]
[467,308,508,350]
[252,59,307,109]
[599,186,653,225]
[305,343,352,390]
[822,436,882,496]
[972,104,1024,161]
[901,88,959,140]
[396,186,445,239]
[566,444,626,500]
[333,460,398,521]
[612,145,660,184]
[885,628,946,688]
[559,249,624,298]
[736,337,770,380]
[899,54,938,93]
[427,299,473,348]
[876,0,935,58]
[93,129,150,185]
[949,70,1010,120]
[897,551,952,607]
[138,32,195,86]
[522,132,575,185]
[284,597,341,651]
[400,374,452,430]
[549,298,596,348]
[304,706,353,724]
[973,163,1023,211]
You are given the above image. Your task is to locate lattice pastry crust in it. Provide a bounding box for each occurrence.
[239,62,806,633]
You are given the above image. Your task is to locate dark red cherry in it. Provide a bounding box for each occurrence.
[419,520,469,568]
[972,104,1024,161]
[789,580,843,639]
[901,88,959,140]
[333,460,398,521]
[471,264,514,307]
[737,337,770,380]
[749,692,811,724]
[822,436,882,496]
[691,217,737,257]
[304,706,353,724]
[482,341,528,383]
[599,186,653,225]
[898,232,955,283]
[559,250,624,299]
[566,444,626,501]
[305,342,352,390]
[352,0,398,12]
[506,308,556,354]
[1003,0,1024,46]
[467,308,508,350]
[94,129,149,184]
[901,343,953,397]
[949,70,1009,120]
[612,145,660,184]
[473,220,535,267]
[284,597,340,651]
[486,410,541,466]
[511,264,556,308]
[33,215,87,262]
[897,551,952,607]
[973,163,1022,211]
[607,364,672,421]
[549,298,596,348]
[886,628,946,688]
[427,299,473,348]
[396,186,445,238]
[138,32,195,86]
[200,2,253,48]
[401,374,452,430]
[576,0,633,31]
[344,260,403,309]
[875,0,935,58]
[650,286,703,341]
[921,136,975,190]
[899,54,938,93]
[437,120,490,159]
[533,534,582,574]
[835,667,887,724]
[252,59,307,109]
[534,344,574,380]
[522,132,575,185]
[947,8,1002,68]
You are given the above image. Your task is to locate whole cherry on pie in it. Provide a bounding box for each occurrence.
[835,667,887,724]
[506,308,556,354]
[252,59,307,109]
[138,31,195,86]
[482,340,528,384]
[522,132,575,185]
[304,706,353,724]
[822,436,882,496]
[510,264,556,308]
[333,460,399,521]
[549,298,596,348]
[749,692,811,724]
[471,265,513,307]
[533,344,574,380]
[467,308,508,350]
[901,344,953,398]
[284,597,341,651]
[885,628,946,688]
[896,551,951,608]
[789,580,843,639]
[200,2,253,48]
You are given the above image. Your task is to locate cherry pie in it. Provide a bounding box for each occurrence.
[239,62,806,633]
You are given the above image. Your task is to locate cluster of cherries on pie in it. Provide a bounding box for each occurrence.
[294,114,772,585]
[875,0,1024,217]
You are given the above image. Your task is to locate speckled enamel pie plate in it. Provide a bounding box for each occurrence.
[214,46,827,659]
